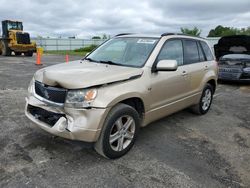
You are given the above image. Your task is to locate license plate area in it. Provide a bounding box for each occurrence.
[28,104,66,127]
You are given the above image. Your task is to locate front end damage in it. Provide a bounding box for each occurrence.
[218,56,250,81]
[25,60,143,142]
[25,79,110,142]
[215,35,250,82]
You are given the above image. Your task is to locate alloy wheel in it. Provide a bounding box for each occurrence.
[109,115,135,152]
[202,89,212,111]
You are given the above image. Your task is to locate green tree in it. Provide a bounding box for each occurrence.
[207,26,250,37]
[208,25,236,37]
[180,27,201,36]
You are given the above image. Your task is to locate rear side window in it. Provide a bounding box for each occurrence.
[200,41,214,61]
[157,40,183,65]
[183,40,199,64]
[197,42,206,62]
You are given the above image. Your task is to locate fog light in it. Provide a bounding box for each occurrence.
[58,123,67,131]
[56,117,67,132]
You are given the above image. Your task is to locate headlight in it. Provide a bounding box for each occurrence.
[65,89,97,108]
[243,67,250,74]
[245,62,250,67]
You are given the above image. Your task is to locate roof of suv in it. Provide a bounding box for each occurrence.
[115,33,206,41]
[115,33,160,38]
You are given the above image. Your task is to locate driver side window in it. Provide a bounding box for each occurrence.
[157,40,183,66]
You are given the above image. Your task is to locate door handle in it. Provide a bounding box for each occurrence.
[182,71,188,76]
[204,65,208,71]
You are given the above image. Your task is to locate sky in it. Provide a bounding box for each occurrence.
[0,0,249,38]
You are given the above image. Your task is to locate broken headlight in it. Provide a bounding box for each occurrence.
[65,89,97,108]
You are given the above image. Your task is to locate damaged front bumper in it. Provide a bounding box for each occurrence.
[218,67,250,81]
[25,95,110,142]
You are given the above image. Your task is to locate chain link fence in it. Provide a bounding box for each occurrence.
[31,37,220,52]
[31,38,106,51]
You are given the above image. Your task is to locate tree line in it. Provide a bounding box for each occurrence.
[92,26,249,39]
[180,25,250,37]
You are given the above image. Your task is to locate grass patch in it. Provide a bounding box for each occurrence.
[44,44,98,56]
[74,44,98,52]
[44,50,87,56]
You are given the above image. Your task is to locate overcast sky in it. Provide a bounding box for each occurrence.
[0,0,249,38]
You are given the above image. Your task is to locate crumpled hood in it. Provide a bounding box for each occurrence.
[34,60,143,89]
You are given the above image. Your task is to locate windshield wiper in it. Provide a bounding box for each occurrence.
[84,58,122,66]
[83,57,99,63]
[99,60,121,66]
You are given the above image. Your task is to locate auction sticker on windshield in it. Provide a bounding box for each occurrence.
[137,39,156,44]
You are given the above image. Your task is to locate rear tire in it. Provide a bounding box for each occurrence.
[1,41,11,56]
[191,83,214,115]
[94,103,140,159]
[24,51,33,57]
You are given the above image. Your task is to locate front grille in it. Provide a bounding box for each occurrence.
[219,60,243,66]
[16,32,31,44]
[219,68,242,73]
[35,81,67,104]
[28,105,65,127]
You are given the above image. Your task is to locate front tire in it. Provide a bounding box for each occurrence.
[1,41,11,56]
[191,83,214,115]
[94,103,140,159]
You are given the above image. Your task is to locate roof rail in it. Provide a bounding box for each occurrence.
[161,33,204,39]
[115,33,134,37]
[161,33,176,36]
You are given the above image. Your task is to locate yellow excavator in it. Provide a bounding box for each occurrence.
[0,20,36,56]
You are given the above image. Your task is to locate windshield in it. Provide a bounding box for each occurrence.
[7,22,23,30]
[86,37,159,67]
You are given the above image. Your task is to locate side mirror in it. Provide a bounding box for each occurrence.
[156,60,178,71]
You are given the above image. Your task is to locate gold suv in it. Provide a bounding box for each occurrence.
[25,33,218,158]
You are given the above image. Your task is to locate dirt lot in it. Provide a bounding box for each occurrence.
[0,55,250,188]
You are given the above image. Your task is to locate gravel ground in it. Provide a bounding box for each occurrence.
[0,54,250,188]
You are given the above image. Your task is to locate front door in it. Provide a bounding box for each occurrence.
[148,39,190,121]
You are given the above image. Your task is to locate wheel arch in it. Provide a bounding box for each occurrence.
[118,97,145,119]
[105,94,146,120]
[207,79,217,94]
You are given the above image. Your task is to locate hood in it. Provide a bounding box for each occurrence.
[214,35,250,60]
[34,60,143,89]
[220,54,250,60]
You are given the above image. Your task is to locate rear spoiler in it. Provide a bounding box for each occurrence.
[214,35,250,60]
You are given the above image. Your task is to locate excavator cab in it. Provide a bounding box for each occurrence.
[2,20,23,38]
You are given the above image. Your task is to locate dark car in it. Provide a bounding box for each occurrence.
[218,54,250,81]
[214,35,250,82]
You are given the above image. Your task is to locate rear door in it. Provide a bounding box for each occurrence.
[182,39,209,95]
